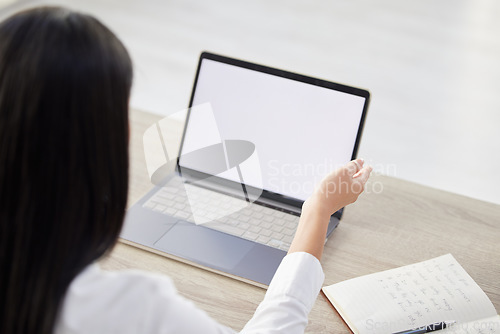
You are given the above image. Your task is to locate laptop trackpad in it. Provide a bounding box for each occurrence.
[154,221,253,270]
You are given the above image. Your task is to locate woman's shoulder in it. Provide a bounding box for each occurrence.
[55,263,234,334]
[55,263,178,334]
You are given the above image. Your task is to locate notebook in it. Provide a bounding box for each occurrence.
[120,52,370,286]
[322,254,500,334]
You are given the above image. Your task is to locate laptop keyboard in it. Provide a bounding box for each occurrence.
[142,178,300,251]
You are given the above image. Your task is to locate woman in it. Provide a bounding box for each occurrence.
[0,7,371,334]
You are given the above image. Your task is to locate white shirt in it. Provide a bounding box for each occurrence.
[55,252,324,334]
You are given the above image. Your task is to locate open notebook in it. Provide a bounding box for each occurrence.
[322,254,500,334]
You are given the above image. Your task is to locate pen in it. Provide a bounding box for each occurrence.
[392,321,455,334]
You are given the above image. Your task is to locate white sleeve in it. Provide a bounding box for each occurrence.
[240,252,325,334]
[56,252,323,334]
[147,251,323,334]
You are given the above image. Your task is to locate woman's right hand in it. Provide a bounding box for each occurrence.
[304,158,372,219]
[288,159,372,260]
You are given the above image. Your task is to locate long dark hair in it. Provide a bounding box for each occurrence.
[0,7,132,334]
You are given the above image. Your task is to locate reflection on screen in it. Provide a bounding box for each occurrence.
[179,59,366,201]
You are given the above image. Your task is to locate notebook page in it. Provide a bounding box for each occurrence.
[322,254,497,334]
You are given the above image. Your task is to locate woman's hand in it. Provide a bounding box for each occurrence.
[305,158,372,219]
[288,159,372,260]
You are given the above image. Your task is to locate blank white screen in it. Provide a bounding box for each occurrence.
[180,59,366,201]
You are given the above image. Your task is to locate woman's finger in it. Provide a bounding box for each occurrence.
[353,165,372,182]
[346,158,364,176]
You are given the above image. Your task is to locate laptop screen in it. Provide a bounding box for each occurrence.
[178,53,369,203]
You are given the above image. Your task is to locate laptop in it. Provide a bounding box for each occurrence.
[120,52,370,286]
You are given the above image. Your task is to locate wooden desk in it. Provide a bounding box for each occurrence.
[100,109,500,333]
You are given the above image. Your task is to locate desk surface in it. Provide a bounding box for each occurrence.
[100,109,500,333]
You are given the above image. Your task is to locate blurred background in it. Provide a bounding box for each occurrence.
[1,0,499,204]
